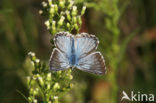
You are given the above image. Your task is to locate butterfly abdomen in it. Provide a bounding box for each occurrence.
[69,54,77,66]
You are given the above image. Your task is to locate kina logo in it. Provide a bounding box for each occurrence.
[121,91,155,102]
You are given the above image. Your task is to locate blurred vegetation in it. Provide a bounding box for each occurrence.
[0,0,156,103]
[25,52,73,103]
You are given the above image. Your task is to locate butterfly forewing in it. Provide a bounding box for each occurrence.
[76,52,106,75]
[54,32,72,57]
[75,33,99,58]
[50,48,70,71]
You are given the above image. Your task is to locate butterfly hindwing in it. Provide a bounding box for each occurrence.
[75,33,99,58]
[76,52,106,75]
[49,48,70,71]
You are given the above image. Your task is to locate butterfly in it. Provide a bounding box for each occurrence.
[49,32,106,75]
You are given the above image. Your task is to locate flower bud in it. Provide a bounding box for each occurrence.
[66,11,71,21]
[72,6,77,16]
[54,4,58,12]
[49,5,55,15]
[38,77,44,86]
[52,21,56,34]
[53,83,60,90]
[28,52,36,61]
[30,88,34,95]
[36,88,39,92]
[67,1,74,9]
[68,69,72,73]
[35,59,40,68]
[48,0,52,6]
[42,1,47,7]
[45,20,50,29]
[30,79,35,85]
[69,75,73,80]
[81,6,86,15]
[47,72,52,81]
[54,96,58,99]
[36,74,40,77]
[35,59,40,63]
[66,23,70,29]
[74,24,79,30]
[73,17,77,23]
[28,97,32,102]
[60,11,65,16]
[26,76,31,85]
[58,16,65,26]
[32,75,38,80]
[34,88,39,95]
[28,52,35,57]
[39,10,43,15]
[33,99,37,103]
[47,84,51,90]
[33,89,38,95]
[77,16,82,25]
[53,96,58,103]
[59,1,65,8]
[52,21,56,28]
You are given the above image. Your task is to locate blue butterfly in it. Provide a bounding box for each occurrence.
[49,32,106,75]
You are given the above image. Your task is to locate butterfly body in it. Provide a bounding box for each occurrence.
[50,32,106,75]
[68,37,77,67]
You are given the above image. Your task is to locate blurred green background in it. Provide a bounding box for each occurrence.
[0,0,156,103]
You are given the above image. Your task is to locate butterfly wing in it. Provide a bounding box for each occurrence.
[54,32,72,57]
[76,52,106,75]
[49,48,70,71]
[75,33,99,58]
